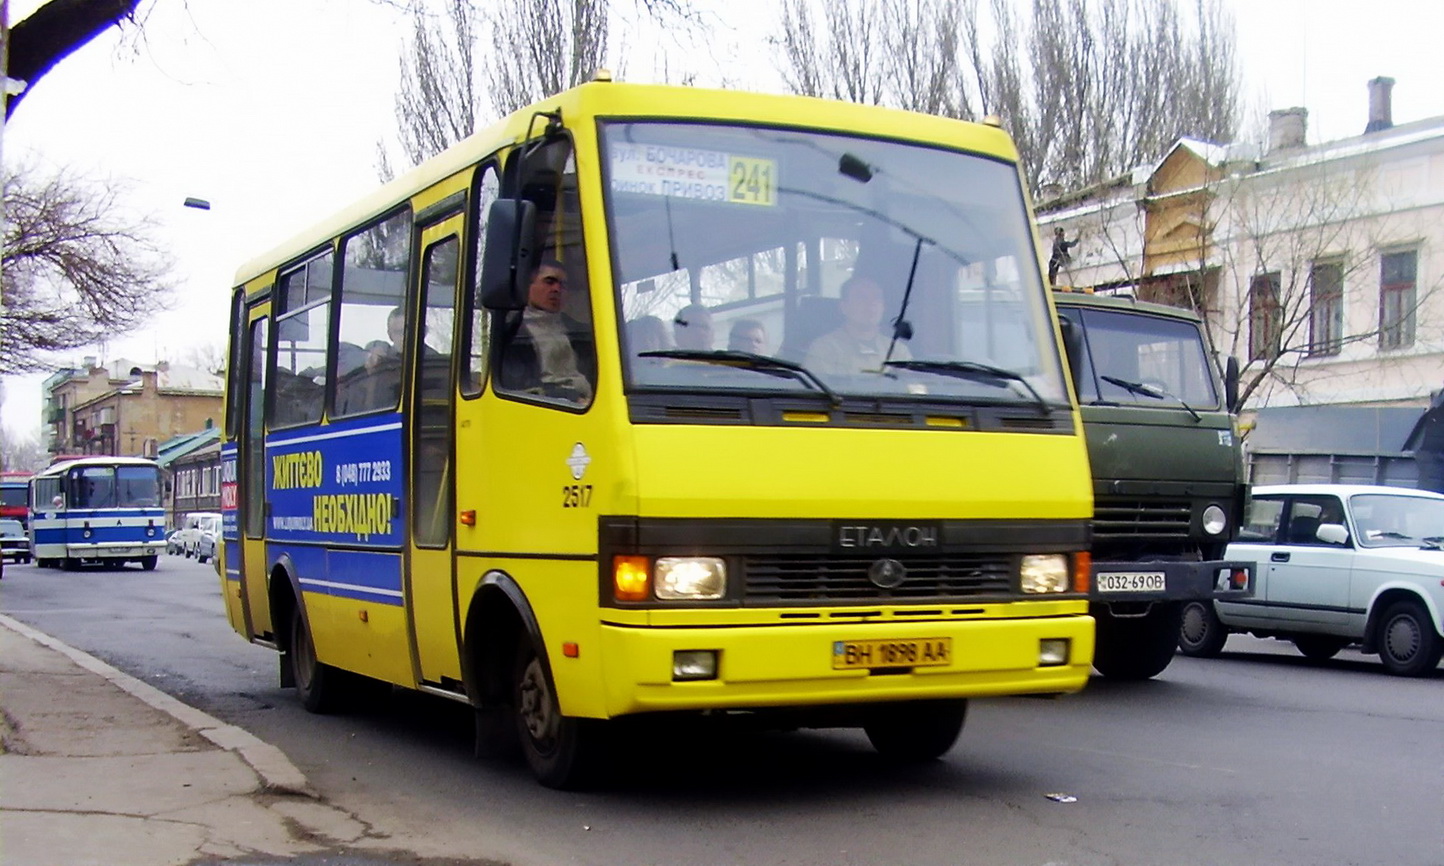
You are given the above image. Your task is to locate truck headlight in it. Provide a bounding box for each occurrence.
[655,557,726,600]
[1020,554,1069,594]
[1202,505,1227,536]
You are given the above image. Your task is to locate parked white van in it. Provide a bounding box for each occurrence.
[176,512,222,563]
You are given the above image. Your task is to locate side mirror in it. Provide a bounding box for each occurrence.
[478,199,537,311]
[1316,523,1349,545]
[1057,316,1084,397]
[1224,356,1240,413]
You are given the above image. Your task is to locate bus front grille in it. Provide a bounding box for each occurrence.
[743,554,1013,604]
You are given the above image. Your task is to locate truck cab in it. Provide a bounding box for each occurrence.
[1053,288,1252,678]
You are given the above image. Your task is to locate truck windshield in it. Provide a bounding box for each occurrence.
[601,121,1067,407]
[0,486,25,508]
[1071,308,1219,409]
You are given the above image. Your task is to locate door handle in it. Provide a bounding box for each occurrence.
[1271,552,1290,562]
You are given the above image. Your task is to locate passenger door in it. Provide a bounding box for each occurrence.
[407,210,465,685]
[1261,495,1352,627]
[238,306,274,640]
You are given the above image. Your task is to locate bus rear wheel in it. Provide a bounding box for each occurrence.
[863,698,968,762]
[513,639,604,789]
[289,606,354,714]
[140,555,158,571]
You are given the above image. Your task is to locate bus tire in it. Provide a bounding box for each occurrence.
[864,699,967,762]
[290,605,350,714]
[140,555,158,571]
[513,638,604,789]
[62,558,79,572]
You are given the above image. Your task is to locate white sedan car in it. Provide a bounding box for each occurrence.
[1179,483,1444,676]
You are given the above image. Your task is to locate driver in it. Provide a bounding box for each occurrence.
[804,276,909,375]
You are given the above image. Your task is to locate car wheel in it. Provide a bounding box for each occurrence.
[514,637,605,789]
[1178,600,1229,658]
[863,699,968,762]
[1092,603,1183,680]
[1376,599,1444,677]
[1292,635,1347,662]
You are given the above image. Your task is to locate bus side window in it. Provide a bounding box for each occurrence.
[271,252,334,428]
[493,144,596,408]
[334,209,413,418]
[462,163,499,398]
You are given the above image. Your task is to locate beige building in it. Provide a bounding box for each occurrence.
[43,359,223,461]
[1038,77,1444,415]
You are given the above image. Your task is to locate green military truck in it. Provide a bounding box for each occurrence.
[1054,289,1253,679]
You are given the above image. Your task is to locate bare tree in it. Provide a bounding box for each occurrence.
[390,0,482,169]
[0,164,171,375]
[776,0,1240,196]
[0,426,46,472]
[484,0,610,117]
[183,342,227,378]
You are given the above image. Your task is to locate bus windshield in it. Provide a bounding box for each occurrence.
[603,122,1067,406]
[70,465,163,509]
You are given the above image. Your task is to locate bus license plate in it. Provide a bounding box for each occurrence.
[1096,572,1166,592]
[832,638,951,670]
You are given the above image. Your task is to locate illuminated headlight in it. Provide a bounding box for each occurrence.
[655,557,726,600]
[1202,505,1227,536]
[1020,554,1069,594]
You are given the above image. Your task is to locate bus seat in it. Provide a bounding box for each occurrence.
[780,295,842,363]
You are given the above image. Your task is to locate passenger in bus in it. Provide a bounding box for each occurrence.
[672,304,715,351]
[626,315,670,358]
[365,306,408,371]
[803,275,909,375]
[498,261,595,403]
[727,318,768,354]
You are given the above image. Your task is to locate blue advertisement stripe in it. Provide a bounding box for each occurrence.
[270,543,403,606]
[33,509,164,520]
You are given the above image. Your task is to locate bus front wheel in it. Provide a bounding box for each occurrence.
[513,639,604,789]
[863,698,968,762]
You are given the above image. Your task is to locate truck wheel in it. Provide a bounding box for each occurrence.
[1292,635,1346,661]
[863,699,967,761]
[1092,603,1182,680]
[1376,600,1443,677]
[1178,600,1229,658]
[514,638,605,789]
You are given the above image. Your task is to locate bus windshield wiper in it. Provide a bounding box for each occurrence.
[639,350,841,406]
[883,359,1050,414]
[1100,375,1201,423]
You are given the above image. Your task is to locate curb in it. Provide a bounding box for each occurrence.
[0,612,315,798]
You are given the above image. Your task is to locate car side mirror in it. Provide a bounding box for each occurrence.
[1316,523,1349,545]
[478,198,537,311]
[1224,356,1240,413]
[1057,315,1084,398]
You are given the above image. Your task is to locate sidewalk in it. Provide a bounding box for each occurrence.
[0,613,373,866]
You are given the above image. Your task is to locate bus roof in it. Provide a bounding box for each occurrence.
[233,80,1021,289]
[32,456,163,479]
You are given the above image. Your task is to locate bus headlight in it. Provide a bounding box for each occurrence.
[1020,554,1069,594]
[1202,505,1227,536]
[655,557,726,600]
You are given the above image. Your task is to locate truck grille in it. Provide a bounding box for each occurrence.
[1093,499,1192,540]
[743,553,1014,604]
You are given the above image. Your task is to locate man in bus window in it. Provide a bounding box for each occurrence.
[673,304,715,351]
[365,306,407,371]
[804,275,909,375]
[499,261,595,403]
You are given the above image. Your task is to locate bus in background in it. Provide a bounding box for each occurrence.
[219,78,1096,789]
[29,456,167,571]
[0,471,31,529]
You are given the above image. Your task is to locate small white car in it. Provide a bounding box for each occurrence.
[1179,483,1444,676]
[176,512,222,563]
[0,519,30,564]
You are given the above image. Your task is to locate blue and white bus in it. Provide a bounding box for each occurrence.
[29,457,167,570]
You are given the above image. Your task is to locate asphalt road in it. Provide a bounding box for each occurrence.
[3,555,1441,866]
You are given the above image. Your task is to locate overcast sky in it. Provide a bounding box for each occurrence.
[3,0,1441,440]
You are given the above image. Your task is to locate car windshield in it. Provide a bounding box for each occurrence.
[1348,493,1444,548]
[0,520,22,536]
[1068,308,1219,408]
[602,121,1067,407]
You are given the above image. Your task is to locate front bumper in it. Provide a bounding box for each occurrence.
[63,541,166,560]
[1089,559,1254,604]
[591,613,1096,718]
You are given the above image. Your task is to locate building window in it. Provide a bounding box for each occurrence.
[1308,260,1344,357]
[1249,271,1282,361]
[1379,249,1417,350]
